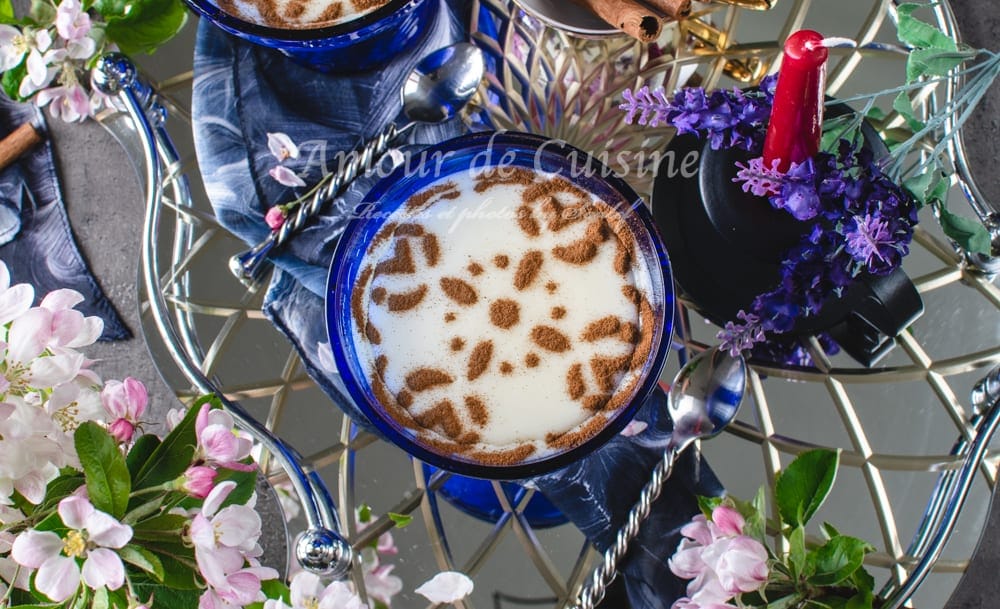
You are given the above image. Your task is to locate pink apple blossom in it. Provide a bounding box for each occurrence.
[55,0,92,41]
[195,404,255,471]
[180,465,218,499]
[101,377,147,443]
[10,496,132,602]
[36,83,92,123]
[0,262,34,325]
[267,572,365,609]
[669,504,769,609]
[415,571,474,604]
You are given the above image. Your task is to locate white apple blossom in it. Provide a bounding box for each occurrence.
[415,571,474,604]
[10,495,132,602]
[54,0,91,42]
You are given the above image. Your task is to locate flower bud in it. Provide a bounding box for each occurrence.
[108,418,136,444]
[179,466,217,499]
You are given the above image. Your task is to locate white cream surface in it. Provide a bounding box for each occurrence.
[354,170,655,459]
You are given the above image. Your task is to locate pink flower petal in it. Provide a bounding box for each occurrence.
[268,166,306,188]
[10,530,62,568]
[0,283,34,324]
[7,307,52,363]
[58,495,94,530]
[290,571,324,608]
[82,547,125,590]
[202,481,237,517]
[85,510,133,548]
[40,288,84,311]
[35,555,80,602]
[415,571,474,604]
[620,420,648,437]
[267,132,299,161]
[711,505,745,537]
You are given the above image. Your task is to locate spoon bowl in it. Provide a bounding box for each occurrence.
[402,43,486,124]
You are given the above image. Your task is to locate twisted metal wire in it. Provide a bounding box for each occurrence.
[572,444,682,609]
[230,122,400,285]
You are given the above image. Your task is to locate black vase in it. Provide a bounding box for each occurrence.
[651,108,924,367]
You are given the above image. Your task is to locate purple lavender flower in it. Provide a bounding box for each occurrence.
[771,158,822,221]
[619,86,673,127]
[717,310,767,357]
[733,157,783,197]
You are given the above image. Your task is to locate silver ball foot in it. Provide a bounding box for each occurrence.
[294,528,354,579]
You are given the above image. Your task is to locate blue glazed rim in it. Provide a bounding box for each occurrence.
[326,131,675,480]
[183,0,422,46]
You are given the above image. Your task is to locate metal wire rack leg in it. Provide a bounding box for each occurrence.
[91,52,355,580]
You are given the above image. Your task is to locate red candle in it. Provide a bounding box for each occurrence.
[762,29,828,172]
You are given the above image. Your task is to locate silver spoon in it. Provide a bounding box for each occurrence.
[572,346,748,609]
[230,42,486,288]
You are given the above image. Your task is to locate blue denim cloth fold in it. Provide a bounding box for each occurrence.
[192,8,722,607]
[0,95,130,341]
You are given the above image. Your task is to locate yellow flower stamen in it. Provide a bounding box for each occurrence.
[62,530,87,558]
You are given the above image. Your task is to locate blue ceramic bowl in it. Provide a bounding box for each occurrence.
[184,0,434,72]
[327,131,674,479]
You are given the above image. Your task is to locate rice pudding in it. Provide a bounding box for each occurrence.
[349,167,657,466]
[216,0,389,29]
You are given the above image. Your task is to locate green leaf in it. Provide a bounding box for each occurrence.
[906,48,977,82]
[939,207,992,254]
[358,503,372,523]
[132,583,201,609]
[892,91,925,132]
[120,544,165,583]
[132,399,202,491]
[213,467,258,510]
[37,472,86,513]
[0,0,15,24]
[821,522,842,540]
[807,535,874,586]
[261,580,290,604]
[75,422,131,518]
[864,106,888,122]
[123,493,166,525]
[896,3,957,51]
[846,588,874,609]
[388,512,413,528]
[808,596,849,609]
[902,169,937,206]
[28,0,55,22]
[928,173,950,205]
[93,586,110,609]
[133,512,188,538]
[143,542,200,589]
[788,525,806,579]
[104,0,187,55]
[2,60,27,101]
[696,495,724,519]
[775,449,840,527]
[127,434,162,481]
[92,0,127,17]
[766,594,804,609]
[852,565,876,591]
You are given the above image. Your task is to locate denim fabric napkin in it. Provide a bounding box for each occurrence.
[192,6,722,607]
[0,95,130,341]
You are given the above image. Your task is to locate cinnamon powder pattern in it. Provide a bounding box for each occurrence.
[355,172,657,465]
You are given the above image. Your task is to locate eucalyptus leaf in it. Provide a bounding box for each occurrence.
[75,421,131,518]
[775,449,840,527]
[892,91,925,132]
[939,207,992,254]
[896,3,957,51]
[807,535,874,586]
[906,48,977,83]
[902,170,937,206]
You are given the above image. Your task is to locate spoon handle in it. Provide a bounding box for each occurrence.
[571,442,685,609]
[229,122,402,289]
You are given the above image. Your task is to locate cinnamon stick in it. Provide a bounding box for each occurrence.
[571,0,662,42]
[643,0,692,20]
[0,122,43,172]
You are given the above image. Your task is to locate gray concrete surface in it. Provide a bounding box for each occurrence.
[40,1,1000,606]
